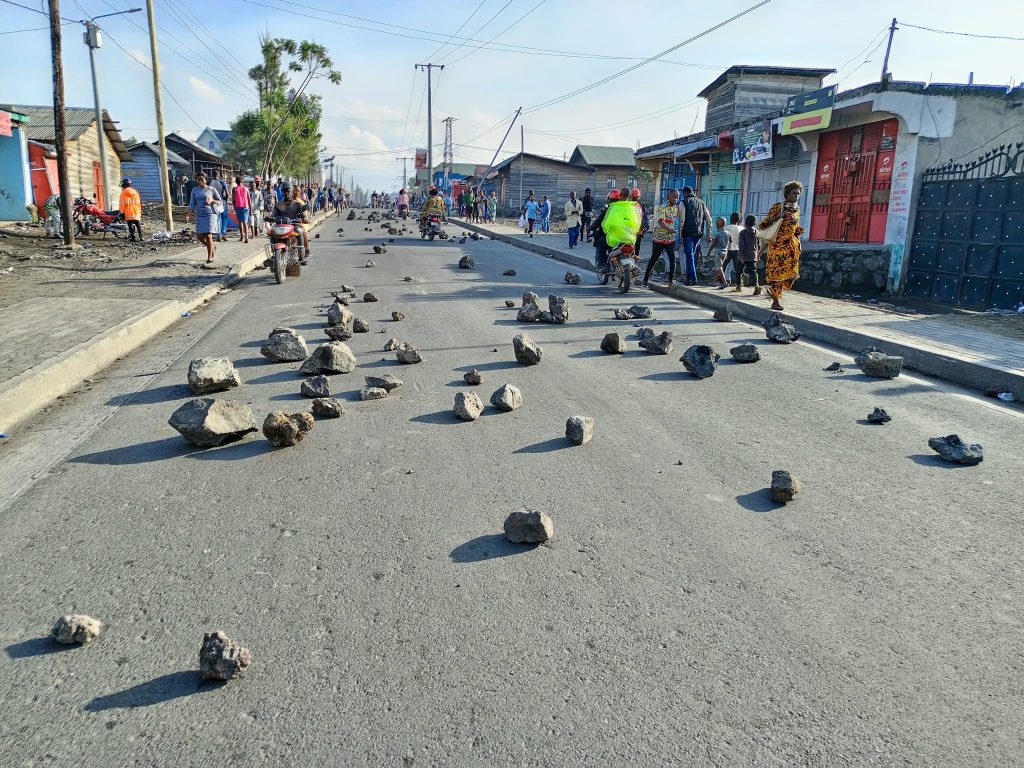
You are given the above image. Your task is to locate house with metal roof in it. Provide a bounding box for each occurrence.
[569,145,636,190]
[163,132,234,180]
[0,107,34,220]
[121,142,191,203]
[0,103,132,208]
[195,127,233,157]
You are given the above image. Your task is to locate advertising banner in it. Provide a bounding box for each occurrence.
[0,111,11,138]
[414,147,427,169]
[781,85,836,135]
[732,121,772,164]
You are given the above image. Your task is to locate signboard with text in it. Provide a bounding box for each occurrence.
[0,111,12,138]
[732,121,772,164]
[414,147,427,169]
[781,85,836,136]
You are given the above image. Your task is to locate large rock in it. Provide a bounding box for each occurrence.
[639,331,674,355]
[464,369,483,385]
[522,291,539,307]
[513,334,543,365]
[681,345,720,378]
[565,415,594,445]
[517,304,542,322]
[263,411,315,446]
[867,406,891,424]
[301,375,331,398]
[489,384,523,411]
[858,351,904,379]
[384,338,401,351]
[353,317,371,334]
[928,434,983,465]
[299,342,357,375]
[324,326,352,342]
[169,399,258,447]
[763,313,801,343]
[311,397,345,418]
[365,374,403,392]
[853,346,886,366]
[636,327,656,341]
[503,510,554,544]
[199,631,252,681]
[730,344,760,363]
[361,387,389,401]
[601,332,625,354]
[712,307,733,322]
[363,292,379,303]
[548,294,570,324]
[51,614,103,645]
[187,357,241,395]
[771,470,801,503]
[614,304,654,320]
[327,302,353,329]
[396,345,422,364]
[458,256,475,269]
[454,391,484,421]
[260,331,308,362]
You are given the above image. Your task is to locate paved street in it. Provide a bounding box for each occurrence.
[1,218,1021,766]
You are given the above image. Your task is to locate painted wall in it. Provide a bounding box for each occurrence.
[0,125,32,221]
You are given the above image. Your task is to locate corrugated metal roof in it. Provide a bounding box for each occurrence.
[697,66,835,98]
[571,145,635,167]
[0,104,132,161]
[125,142,190,166]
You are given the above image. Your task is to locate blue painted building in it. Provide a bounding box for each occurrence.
[121,142,190,202]
[0,108,32,221]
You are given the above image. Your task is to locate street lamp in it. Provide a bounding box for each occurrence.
[82,8,142,208]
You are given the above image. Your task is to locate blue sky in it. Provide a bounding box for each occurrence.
[2,0,1021,191]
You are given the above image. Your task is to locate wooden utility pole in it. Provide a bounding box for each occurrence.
[48,0,74,246]
[145,0,174,231]
[414,63,443,181]
[880,18,898,85]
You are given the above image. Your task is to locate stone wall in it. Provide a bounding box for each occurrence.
[798,246,891,295]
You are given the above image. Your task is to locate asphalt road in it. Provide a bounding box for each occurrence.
[1,212,1021,767]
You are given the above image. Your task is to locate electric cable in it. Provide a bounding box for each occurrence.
[423,0,486,61]
[436,0,513,64]
[900,22,1024,42]
[443,0,543,67]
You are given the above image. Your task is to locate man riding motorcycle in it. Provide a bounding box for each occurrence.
[420,185,447,233]
[267,183,311,263]
[598,188,642,277]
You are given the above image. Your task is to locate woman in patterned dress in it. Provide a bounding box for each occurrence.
[759,181,805,311]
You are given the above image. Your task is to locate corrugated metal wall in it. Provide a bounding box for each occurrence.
[120,152,185,202]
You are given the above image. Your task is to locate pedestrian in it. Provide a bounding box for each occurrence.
[523,191,539,237]
[735,214,762,294]
[232,176,250,244]
[723,212,742,288]
[643,188,681,288]
[43,192,62,238]
[540,195,551,233]
[564,191,583,248]
[759,181,804,311]
[249,179,264,238]
[118,178,143,242]
[186,172,222,264]
[176,175,188,206]
[209,170,230,242]
[581,188,594,241]
[489,191,497,222]
[679,186,712,285]
[708,217,732,289]
[630,187,647,255]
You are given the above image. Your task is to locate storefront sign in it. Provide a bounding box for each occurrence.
[414,147,427,170]
[731,121,772,164]
[781,85,836,136]
[0,111,11,138]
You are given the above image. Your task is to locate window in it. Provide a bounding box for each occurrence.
[607,177,617,189]
[208,140,215,150]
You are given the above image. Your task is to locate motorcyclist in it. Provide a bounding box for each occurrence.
[420,185,447,233]
[598,188,642,276]
[396,188,410,218]
[630,187,648,256]
[267,183,311,264]
[591,189,621,274]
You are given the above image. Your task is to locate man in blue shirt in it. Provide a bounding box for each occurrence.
[523,191,539,238]
[540,195,552,233]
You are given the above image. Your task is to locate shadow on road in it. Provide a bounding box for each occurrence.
[450,534,537,563]
[735,490,785,513]
[105,384,191,407]
[233,356,269,369]
[84,671,219,711]
[410,410,460,425]
[5,637,76,659]
[514,437,569,454]
[70,436,194,464]
[189,439,276,461]
[452,360,521,373]
[907,454,973,468]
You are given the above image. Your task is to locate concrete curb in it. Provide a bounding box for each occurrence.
[452,218,1023,400]
[0,214,330,434]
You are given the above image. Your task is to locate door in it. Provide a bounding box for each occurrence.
[92,161,104,206]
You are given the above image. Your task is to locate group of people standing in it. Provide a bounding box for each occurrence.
[520,192,553,236]
[454,188,498,223]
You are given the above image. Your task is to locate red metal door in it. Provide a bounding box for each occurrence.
[825,152,876,242]
[92,161,104,206]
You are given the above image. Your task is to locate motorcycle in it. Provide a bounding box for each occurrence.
[73,197,127,237]
[397,205,408,220]
[265,216,306,284]
[598,242,641,294]
[420,213,446,241]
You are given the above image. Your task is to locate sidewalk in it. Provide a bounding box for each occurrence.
[0,213,331,434]
[450,217,1024,400]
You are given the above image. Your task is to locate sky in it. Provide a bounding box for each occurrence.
[2,0,1021,192]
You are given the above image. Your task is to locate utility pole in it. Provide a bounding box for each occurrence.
[145,0,174,232]
[476,108,521,196]
[398,157,413,189]
[519,124,524,208]
[48,0,74,246]
[83,22,112,208]
[880,17,898,85]
[442,117,455,193]
[414,63,443,183]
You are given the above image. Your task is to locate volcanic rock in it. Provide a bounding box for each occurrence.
[763,313,801,343]
[301,375,331,399]
[260,331,308,362]
[391,311,406,321]
[168,399,258,447]
[565,415,594,445]
[489,384,523,411]
[299,342,357,375]
[771,470,801,503]
[263,411,315,446]
[503,269,517,276]
[363,292,378,302]
[522,291,539,307]
[51,614,103,645]
[324,326,353,342]
[365,374,403,392]
[505,300,516,308]
[928,434,983,465]
[463,369,483,385]
[712,307,733,322]
[681,345,721,378]
[311,397,345,418]
[513,334,542,365]
[853,346,886,366]
[365,259,375,268]
[454,391,484,421]
[639,331,674,355]
[601,332,626,354]
[517,304,542,322]
[396,345,422,364]
[458,256,475,269]
[730,344,760,363]
[199,630,252,681]
[636,327,655,341]
[503,510,553,544]
[823,361,845,372]
[858,351,904,379]
[564,271,582,285]
[353,317,370,333]
[548,294,570,323]
[187,357,241,395]
[384,338,401,351]
[614,304,653,320]
[361,387,388,400]
[867,406,891,424]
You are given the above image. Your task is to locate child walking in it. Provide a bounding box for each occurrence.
[709,217,732,289]
[735,215,762,294]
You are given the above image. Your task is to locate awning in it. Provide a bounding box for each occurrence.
[673,136,719,159]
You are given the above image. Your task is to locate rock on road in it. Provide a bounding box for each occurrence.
[0,213,1021,767]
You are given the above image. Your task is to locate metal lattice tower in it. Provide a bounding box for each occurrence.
[442,117,455,192]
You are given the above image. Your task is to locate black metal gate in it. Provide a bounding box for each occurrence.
[904,142,1024,309]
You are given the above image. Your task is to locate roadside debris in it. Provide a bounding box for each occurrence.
[565,415,594,445]
[730,344,760,363]
[454,392,484,421]
[928,434,983,465]
[771,470,801,503]
[614,304,653,320]
[169,399,258,447]
[263,411,315,446]
[712,308,733,322]
[51,614,103,645]
[513,333,543,365]
[639,331,673,355]
[681,345,720,378]
[299,342,357,375]
[867,406,891,424]
[464,369,483,385]
[187,357,241,395]
[311,398,344,418]
[199,631,252,681]
[601,332,625,354]
[489,384,523,411]
[504,510,553,544]
[301,375,331,398]
[764,313,800,343]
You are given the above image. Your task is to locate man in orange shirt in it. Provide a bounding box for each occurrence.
[119,178,142,242]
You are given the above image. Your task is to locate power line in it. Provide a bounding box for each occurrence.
[443,0,542,66]
[524,0,771,114]
[423,0,486,61]
[177,0,251,72]
[827,26,890,81]
[900,22,1024,42]
[158,0,254,91]
[944,117,1024,163]
[833,36,888,88]
[437,0,512,64]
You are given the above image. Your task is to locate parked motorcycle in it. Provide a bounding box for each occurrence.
[598,243,641,293]
[73,197,127,237]
[420,213,446,241]
[265,216,306,284]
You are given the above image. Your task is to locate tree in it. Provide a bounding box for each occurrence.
[224,36,341,179]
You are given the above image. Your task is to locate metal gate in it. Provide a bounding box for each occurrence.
[904,142,1024,309]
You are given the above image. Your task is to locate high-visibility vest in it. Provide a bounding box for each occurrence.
[119,187,142,220]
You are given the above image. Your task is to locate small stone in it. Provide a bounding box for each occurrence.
[565,415,594,445]
[503,510,553,544]
[636,327,655,341]
[627,304,653,319]
[361,387,389,401]
[601,332,625,354]
[564,271,582,285]
[639,331,674,355]
[301,375,331,398]
[712,307,733,322]
[853,346,886,366]
[513,334,543,365]
[858,351,903,379]
[503,269,517,276]
[517,304,542,322]
[823,361,844,372]
[311,398,345,418]
[299,342,357,375]
[391,311,406,322]
[353,318,370,333]
[681,345,720,378]
[928,434,983,465]
[372,245,385,255]
[340,284,355,292]
[522,291,539,307]
[51,614,103,645]
[269,326,297,336]
[199,630,252,681]
[463,369,483,385]
[363,292,378,302]
[365,374,403,392]
[763,313,801,343]
[187,357,241,395]
[365,259,375,268]
[327,302,353,329]
[396,346,422,364]
[771,470,801,503]
[263,411,315,446]
[403,276,416,282]
[458,256,475,269]
[454,391,484,420]
[489,384,523,411]
[730,344,760,363]
[867,406,891,424]
[324,326,353,342]
[260,331,308,362]
[548,294,570,324]
[169,399,258,447]
[505,300,516,308]
[384,338,401,351]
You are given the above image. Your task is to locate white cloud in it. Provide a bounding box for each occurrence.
[124,47,150,67]
[344,125,391,152]
[187,76,224,103]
